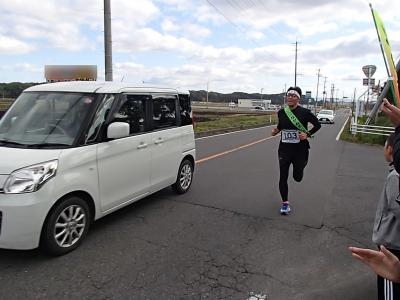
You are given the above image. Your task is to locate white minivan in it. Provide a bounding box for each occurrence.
[0,81,196,255]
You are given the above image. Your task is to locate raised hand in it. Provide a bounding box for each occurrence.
[381,98,400,127]
[349,245,400,283]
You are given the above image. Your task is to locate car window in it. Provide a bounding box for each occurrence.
[320,110,333,115]
[112,95,147,135]
[86,94,115,143]
[179,94,192,126]
[0,92,95,147]
[153,95,177,129]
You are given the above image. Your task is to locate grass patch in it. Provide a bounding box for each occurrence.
[0,99,14,112]
[340,114,393,146]
[194,113,277,133]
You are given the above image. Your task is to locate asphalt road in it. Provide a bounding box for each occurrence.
[0,111,388,299]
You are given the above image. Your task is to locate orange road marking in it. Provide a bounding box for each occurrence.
[196,136,277,164]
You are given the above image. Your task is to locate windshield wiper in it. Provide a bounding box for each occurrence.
[0,139,28,148]
[27,143,70,149]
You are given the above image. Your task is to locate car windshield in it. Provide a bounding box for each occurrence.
[319,110,333,115]
[0,92,96,148]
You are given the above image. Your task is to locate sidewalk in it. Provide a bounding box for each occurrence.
[299,140,387,299]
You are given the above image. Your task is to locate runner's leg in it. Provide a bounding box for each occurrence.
[279,151,292,201]
[293,149,309,182]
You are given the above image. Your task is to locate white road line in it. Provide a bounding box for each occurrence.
[336,116,350,141]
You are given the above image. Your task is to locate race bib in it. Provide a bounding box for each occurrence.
[281,130,300,143]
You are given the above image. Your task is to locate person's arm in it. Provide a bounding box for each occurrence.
[272,109,283,136]
[380,99,400,173]
[349,245,400,283]
[307,110,321,136]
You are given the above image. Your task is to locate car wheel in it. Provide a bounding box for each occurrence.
[40,196,91,256]
[172,159,194,194]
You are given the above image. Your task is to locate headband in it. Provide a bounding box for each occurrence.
[287,90,300,99]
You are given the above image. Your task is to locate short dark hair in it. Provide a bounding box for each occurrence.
[386,133,395,147]
[287,86,302,97]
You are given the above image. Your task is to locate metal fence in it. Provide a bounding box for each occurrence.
[350,120,394,136]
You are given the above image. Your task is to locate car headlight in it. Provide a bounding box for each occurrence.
[3,160,58,194]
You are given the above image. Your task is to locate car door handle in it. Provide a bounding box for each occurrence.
[154,138,164,145]
[137,142,148,149]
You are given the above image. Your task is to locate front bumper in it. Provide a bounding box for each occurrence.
[318,117,334,123]
[0,186,53,250]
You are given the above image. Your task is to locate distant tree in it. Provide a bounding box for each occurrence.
[0,82,40,99]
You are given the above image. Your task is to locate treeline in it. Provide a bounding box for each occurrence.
[0,82,41,99]
[0,82,289,105]
[189,90,286,105]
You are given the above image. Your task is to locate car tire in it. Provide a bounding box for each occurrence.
[172,159,194,194]
[40,196,91,256]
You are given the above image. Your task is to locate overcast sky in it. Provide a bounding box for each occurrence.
[0,0,399,99]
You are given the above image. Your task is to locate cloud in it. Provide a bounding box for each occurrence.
[0,35,35,54]
[1,0,400,96]
[161,18,180,32]
[0,0,159,53]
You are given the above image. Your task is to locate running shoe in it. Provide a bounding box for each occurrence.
[280,203,291,215]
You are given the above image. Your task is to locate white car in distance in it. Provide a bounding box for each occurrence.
[317,109,335,124]
[253,106,266,111]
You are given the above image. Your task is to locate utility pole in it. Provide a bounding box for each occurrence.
[322,76,327,108]
[335,88,339,109]
[293,40,300,86]
[342,91,345,106]
[315,69,321,114]
[104,0,113,81]
[206,80,209,109]
[352,88,357,116]
[283,83,287,105]
[330,84,335,109]
[260,88,263,101]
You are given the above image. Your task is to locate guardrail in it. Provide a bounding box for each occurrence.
[350,121,394,136]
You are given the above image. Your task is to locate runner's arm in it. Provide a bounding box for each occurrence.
[276,109,283,131]
[307,111,321,136]
[272,109,284,136]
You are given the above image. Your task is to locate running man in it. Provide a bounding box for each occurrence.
[271,86,321,215]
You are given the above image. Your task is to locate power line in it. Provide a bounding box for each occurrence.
[205,0,262,47]
[228,0,291,42]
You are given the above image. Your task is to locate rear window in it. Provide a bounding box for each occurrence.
[179,94,192,126]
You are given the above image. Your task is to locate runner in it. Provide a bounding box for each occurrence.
[271,86,321,215]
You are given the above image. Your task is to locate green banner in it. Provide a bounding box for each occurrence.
[371,6,399,107]
[284,106,312,137]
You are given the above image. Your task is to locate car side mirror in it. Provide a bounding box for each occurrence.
[107,122,130,139]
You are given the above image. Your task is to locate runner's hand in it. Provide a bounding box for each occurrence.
[349,245,400,283]
[271,128,280,136]
[299,132,308,140]
[381,98,400,127]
